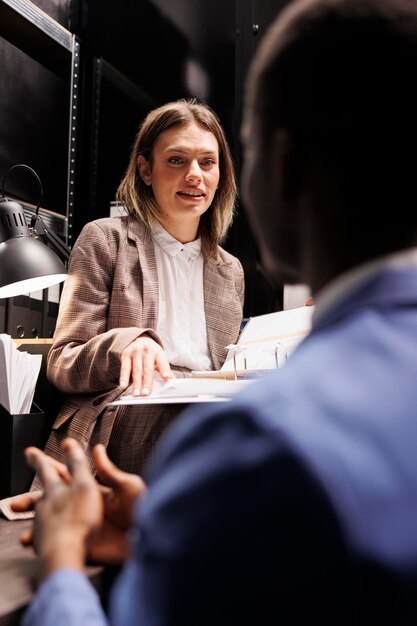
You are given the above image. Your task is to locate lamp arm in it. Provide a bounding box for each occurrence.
[1,164,43,213]
[30,215,71,263]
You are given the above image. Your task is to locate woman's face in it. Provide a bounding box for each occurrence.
[138,122,220,240]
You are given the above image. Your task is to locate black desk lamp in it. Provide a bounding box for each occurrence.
[0,164,69,299]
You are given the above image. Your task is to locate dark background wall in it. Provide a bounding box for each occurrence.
[0,0,292,337]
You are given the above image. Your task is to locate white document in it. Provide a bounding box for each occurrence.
[283,284,311,310]
[0,336,12,413]
[192,305,314,379]
[18,354,42,414]
[0,334,42,414]
[109,377,254,406]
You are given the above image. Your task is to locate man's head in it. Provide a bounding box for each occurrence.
[242,0,417,293]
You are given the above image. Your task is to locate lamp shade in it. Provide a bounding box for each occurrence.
[0,199,67,298]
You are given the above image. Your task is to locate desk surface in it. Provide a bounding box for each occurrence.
[0,518,103,625]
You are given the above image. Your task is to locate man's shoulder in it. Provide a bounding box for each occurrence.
[136,383,343,585]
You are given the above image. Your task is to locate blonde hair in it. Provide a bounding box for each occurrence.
[116,99,237,258]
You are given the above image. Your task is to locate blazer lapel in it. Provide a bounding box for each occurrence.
[204,257,242,370]
[127,218,159,327]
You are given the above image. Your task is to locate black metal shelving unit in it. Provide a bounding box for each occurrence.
[0,0,80,337]
[0,0,80,247]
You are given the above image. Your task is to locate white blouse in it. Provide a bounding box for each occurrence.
[151,221,213,371]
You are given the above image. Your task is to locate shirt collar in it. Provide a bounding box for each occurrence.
[151,220,202,260]
[313,247,417,324]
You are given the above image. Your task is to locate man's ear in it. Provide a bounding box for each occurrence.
[137,155,152,185]
[273,130,302,200]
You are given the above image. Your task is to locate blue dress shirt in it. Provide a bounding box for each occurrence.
[23,257,417,625]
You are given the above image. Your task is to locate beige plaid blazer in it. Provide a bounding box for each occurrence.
[42,216,244,471]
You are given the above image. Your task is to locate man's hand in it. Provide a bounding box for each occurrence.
[119,336,172,396]
[25,438,103,578]
[86,444,146,564]
[11,440,147,567]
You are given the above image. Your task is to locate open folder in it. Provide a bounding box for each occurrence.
[191,304,314,380]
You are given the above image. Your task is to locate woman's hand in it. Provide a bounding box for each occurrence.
[119,335,172,396]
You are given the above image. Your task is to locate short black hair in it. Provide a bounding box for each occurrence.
[248,0,417,247]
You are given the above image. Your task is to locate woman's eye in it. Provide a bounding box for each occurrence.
[201,159,216,167]
[168,157,184,165]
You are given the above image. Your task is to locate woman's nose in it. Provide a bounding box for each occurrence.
[185,160,202,182]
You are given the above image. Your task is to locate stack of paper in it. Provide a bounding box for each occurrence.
[110,377,254,406]
[192,304,314,379]
[0,334,42,414]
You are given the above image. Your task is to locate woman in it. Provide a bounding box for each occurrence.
[42,99,244,477]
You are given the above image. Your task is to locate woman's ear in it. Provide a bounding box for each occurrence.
[137,155,152,185]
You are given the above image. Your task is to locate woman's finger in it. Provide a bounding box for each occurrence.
[154,351,173,380]
[119,350,133,388]
[131,360,144,396]
[140,349,156,395]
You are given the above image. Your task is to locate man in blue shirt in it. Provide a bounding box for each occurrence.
[15,0,417,623]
